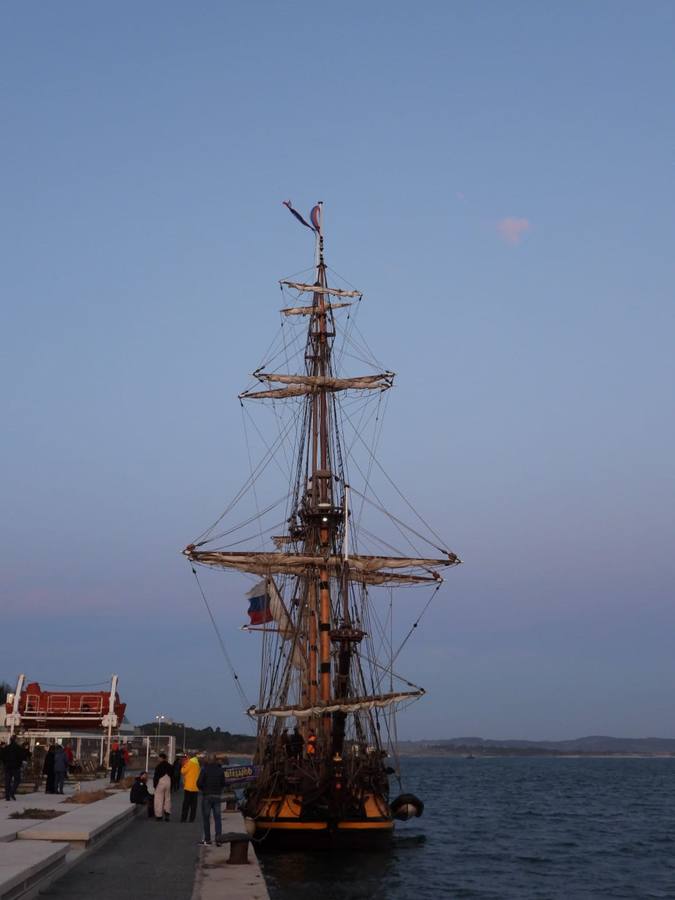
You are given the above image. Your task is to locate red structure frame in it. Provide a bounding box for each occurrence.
[6,682,126,731]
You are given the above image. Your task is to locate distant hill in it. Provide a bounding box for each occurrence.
[397,736,675,756]
[137,722,256,754]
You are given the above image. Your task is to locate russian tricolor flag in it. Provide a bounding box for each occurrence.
[246,580,273,626]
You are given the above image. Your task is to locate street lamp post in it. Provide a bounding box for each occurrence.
[154,714,166,759]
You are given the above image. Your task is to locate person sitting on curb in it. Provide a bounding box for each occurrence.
[130,771,154,818]
[197,754,225,845]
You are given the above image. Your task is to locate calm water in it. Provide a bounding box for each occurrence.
[259,757,675,899]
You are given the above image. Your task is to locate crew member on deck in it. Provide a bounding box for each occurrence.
[289,726,304,759]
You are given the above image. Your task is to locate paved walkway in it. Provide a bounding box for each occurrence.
[39,794,202,900]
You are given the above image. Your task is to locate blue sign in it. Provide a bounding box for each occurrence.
[223,764,259,785]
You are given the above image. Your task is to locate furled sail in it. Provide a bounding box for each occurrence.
[281,301,352,316]
[185,548,459,585]
[280,281,362,298]
[247,689,425,718]
[240,372,394,400]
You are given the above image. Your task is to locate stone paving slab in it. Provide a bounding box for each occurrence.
[0,841,69,900]
[192,813,269,900]
[39,806,202,899]
[0,819,45,844]
[0,776,114,821]
[17,794,135,848]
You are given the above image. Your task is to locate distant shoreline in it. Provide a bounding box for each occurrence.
[397,751,675,759]
[396,736,675,757]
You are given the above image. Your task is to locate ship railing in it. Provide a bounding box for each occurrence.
[20,694,105,718]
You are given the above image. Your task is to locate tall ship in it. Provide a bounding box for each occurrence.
[184,202,461,847]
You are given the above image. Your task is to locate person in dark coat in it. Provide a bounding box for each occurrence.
[172,755,183,792]
[43,743,56,793]
[118,744,129,782]
[2,736,27,800]
[53,745,68,794]
[197,754,226,845]
[289,726,304,759]
[109,743,122,783]
[130,771,154,818]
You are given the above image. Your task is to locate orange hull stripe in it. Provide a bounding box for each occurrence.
[255,820,393,832]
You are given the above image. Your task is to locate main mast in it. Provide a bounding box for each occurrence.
[305,203,336,747]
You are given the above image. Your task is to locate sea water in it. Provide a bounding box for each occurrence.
[259,756,675,899]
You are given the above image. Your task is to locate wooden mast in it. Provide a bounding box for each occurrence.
[313,204,332,745]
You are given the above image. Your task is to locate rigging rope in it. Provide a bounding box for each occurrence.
[190,566,252,714]
[193,407,301,545]
[348,486,450,555]
[390,583,442,668]
[339,402,453,553]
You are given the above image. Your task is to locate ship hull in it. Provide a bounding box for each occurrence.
[246,790,394,850]
[251,818,394,851]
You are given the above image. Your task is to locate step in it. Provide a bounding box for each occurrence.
[0,841,69,900]
[17,794,136,849]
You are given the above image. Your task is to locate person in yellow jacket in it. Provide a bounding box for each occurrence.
[180,755,201,823]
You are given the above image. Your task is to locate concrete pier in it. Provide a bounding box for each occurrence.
[0,783,269,899]
[191,812,269,900]
[0,778,131,899]
[0,841,70,900]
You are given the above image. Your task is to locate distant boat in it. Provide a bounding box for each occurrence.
[184,203,461,847]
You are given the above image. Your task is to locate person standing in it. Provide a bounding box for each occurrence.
[53,745,68,794]
[119,744,129,781]
[43,743,56,793]
[289,726,304,760]
[172,755,183,792]
[109,743,121,783]
[2,736,26,800]
[180,754,200,823]
[153,753,173,821]
[63,742,74,773]
[197,754,225,845]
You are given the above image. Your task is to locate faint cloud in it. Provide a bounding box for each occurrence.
[497,217,531,245]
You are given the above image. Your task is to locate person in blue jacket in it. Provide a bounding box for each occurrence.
[197,754,225,845]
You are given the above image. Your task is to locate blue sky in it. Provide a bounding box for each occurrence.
[2,1,674,739]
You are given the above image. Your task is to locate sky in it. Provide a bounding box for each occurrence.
[2,1,674,740]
